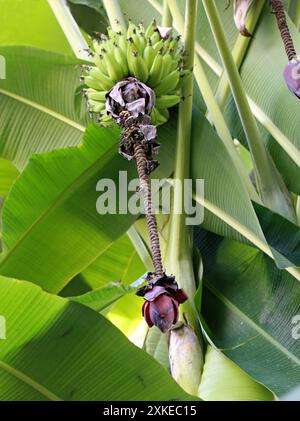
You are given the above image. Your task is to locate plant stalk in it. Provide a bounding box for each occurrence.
[214,0,265,110]
[167,0,259,202]
[102,0,126,29]
[202,0,297,223]
[271,0,296,60]
[162,0,173,26]
[165,0,198,324]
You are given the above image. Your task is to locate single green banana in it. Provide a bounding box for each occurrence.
[154,70,180,95]
[127,48,148,82]
[150,30,161,45]
[151,107,168,125]
[145,19,157,39]
[84,76,105,91]
[113,45,129,77]
[86,89,107,101]
[88,99,106,113]
[94,54,109,76]
[152,39,164,54]
[155,94,180,108]
[161,53,173,79]
[127,21,138,38]
[148,52,164,86]
[88,68,114,90]
[102,50,123,81]
[143,40,157,71]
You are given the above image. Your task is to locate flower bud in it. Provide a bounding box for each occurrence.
[284,59,300,100]
[138,275,188,333]
[169,324,203,396]
[143,292,179,333]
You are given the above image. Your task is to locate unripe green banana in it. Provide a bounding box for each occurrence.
[113,45,129,76]
[88,99,106,113]
[148,52,164,87]
[152,39,164,54]
[127,47,148,83]
[127,21,138,38]
[88,68,113,90]
[143,40,156,71]
[161,53,173,79]
[116,33,127,54]
[151,107,168,125]
[154,70,180,95]
[86,89,107,101]
[155,94,181,108]
[131,29,144,55]
[83,76,105,91]
[145,19,157,39]
[102,50,123,82]
[150,31,161,45]
[94,54,109,76]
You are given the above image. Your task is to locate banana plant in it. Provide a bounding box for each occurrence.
[0,0,299,401]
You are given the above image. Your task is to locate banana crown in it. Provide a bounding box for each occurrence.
[81,19,188,126]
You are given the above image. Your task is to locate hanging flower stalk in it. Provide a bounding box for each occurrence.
[270,0,300,100]
[81,20,189,332]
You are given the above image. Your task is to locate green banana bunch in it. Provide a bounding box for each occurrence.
[81,19,189,126]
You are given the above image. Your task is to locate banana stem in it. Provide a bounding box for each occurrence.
[162,0,173,26]
[213,0,265,110]
[271,0,296,60]
[167,0,259,202]
[202,0,297,223]
[165,0,198,326]
[134,142,164,277]
[102,0,126,29]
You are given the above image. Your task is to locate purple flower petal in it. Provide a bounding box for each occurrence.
[157,26,172,39]
[284,59,300,100]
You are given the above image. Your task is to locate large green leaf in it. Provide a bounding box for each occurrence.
[0,159,19,198]
[223,4,300,194]
[198,346,274,401]
[0,122,175,293]
[0,275,192,400]
[0,46,87,169]
[195,229,300,396]
[253,202,300,269]
[0,0,72,54]
[134,1,300,193]
[70,282,135,312]
[80,233,146,289]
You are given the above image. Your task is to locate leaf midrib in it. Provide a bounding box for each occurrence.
[0,360,62,401]
[0,140,118,277]
[0,88,85,132]
[204,281,300,366]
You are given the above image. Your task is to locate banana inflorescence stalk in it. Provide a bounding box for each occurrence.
[271,0,296,61]
[82,20,189,332]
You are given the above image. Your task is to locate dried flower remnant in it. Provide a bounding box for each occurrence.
[81,19,186,127]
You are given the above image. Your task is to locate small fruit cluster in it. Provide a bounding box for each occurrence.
[81,20,187,126]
